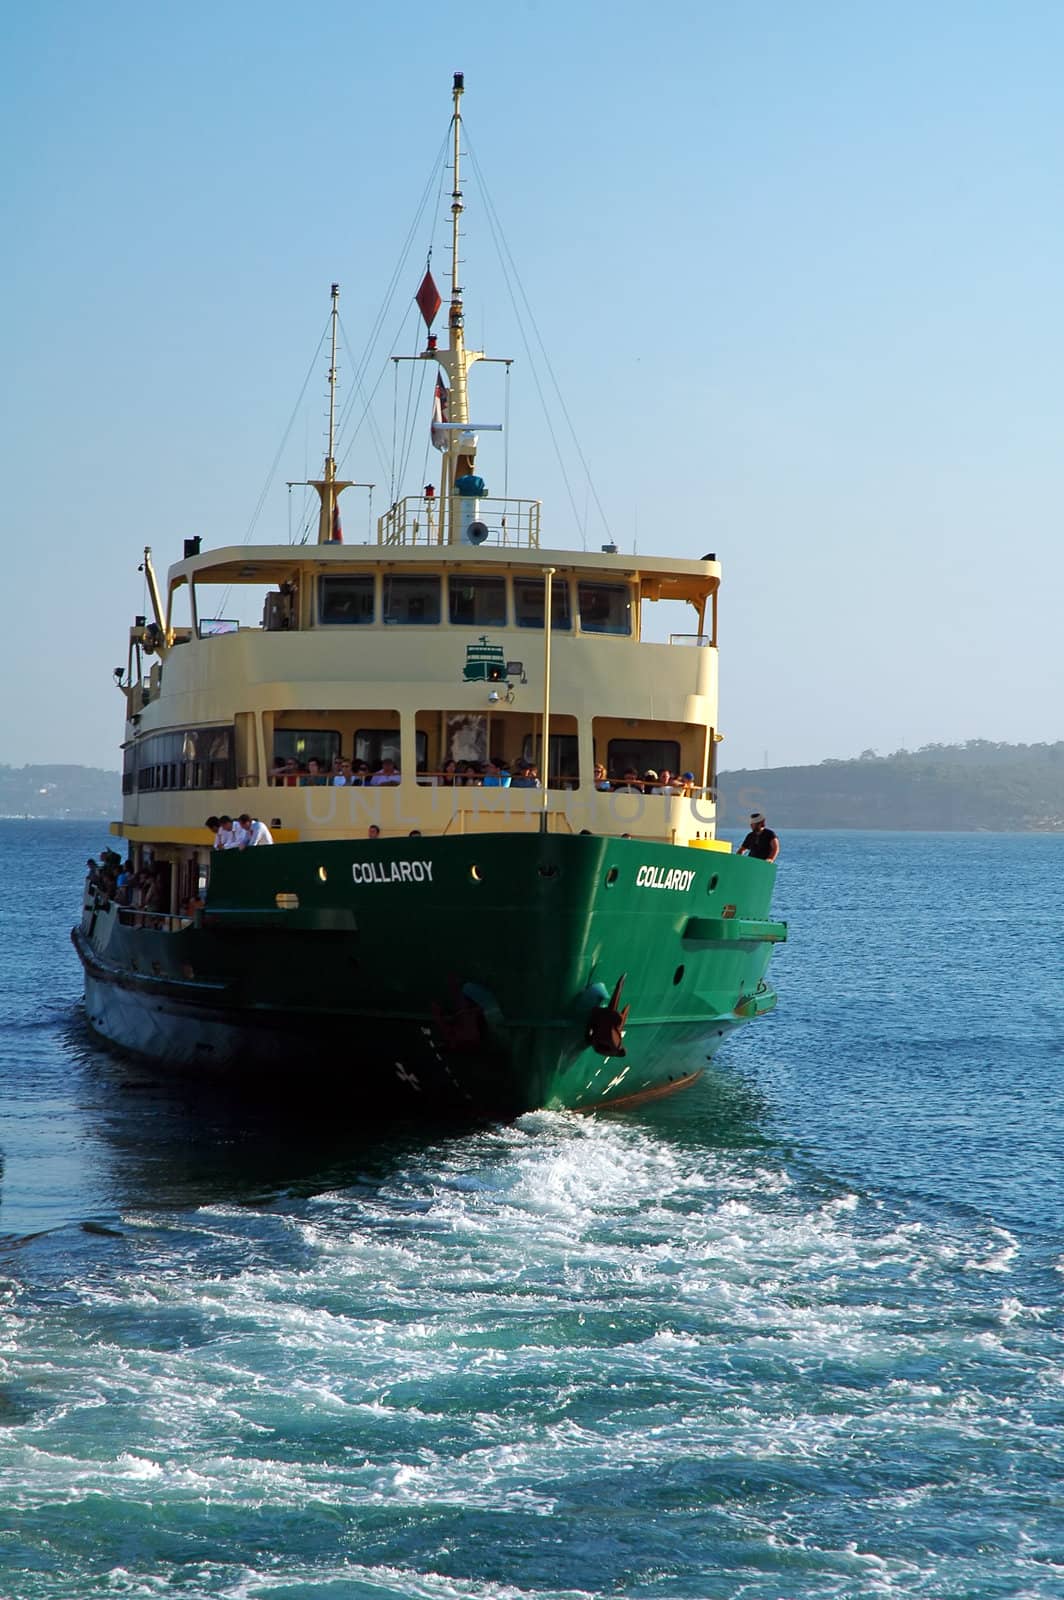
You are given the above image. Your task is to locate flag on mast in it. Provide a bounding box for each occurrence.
[431,373,449,452]
[331,499,343,542]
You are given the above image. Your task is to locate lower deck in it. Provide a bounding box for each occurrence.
[77,833,785,1115]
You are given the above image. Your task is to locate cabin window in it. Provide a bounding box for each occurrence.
[513,577,571,630]
[319,575,375,625]
[606,738,680,781]
[578,582,632,635]
[133,727,235,792]
[355,728,428,772]
[383,574,441,625]
[522,733,580,789]
[273,730,341,769]
[449,575,507,627]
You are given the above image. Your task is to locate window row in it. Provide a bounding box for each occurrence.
[123,727,235,795]
[123,720,689,795]
[318,574,632,634]
[270,727,682,790]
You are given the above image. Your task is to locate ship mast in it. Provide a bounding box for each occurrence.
[443,72,482,543]
[311,282,352,543]
[448,73,469,444]
[414,74,498,544]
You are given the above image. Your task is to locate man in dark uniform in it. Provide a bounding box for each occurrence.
[738,812,780,862]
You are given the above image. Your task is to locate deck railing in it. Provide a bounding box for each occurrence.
[378,495,541,548]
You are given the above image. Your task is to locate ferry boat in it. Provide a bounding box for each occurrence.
[73,75,786,1117]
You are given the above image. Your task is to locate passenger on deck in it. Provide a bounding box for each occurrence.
[238,813,274,846]
[351,761,370,785]
[96,850,121,899]
[367,824,381,838]
[594,763,611,791]
[300,758,328,786]
[215,815,240,849]
[679,771,696,796]
[642,769,659,791]
[273,756,301,786]
[439,759,458,787]
[509,761,539,789]
[651,769,681,795]
[143,868,165,917]
[738,812,780,862]
[334,759,354,785]
[613,768,643,794]
[370,759,400,785]
[482,759,510,788]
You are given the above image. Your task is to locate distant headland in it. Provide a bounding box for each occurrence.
[0,765,120,820]
[4,742,1064,830]
[719,741,1064,832]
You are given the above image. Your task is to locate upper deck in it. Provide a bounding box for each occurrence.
[163,523,719,629]
[115,527,724,849]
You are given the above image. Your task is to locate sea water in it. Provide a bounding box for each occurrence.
[1,821,1062,1599]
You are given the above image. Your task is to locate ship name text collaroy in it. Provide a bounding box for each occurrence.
[352,860,434,885]
[635,865,696,892]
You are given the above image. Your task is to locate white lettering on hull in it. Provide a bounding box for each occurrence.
[635,864,696,893]
[351,860,434,885]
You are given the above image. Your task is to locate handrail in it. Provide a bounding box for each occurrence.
[378,494,541,548]
[115,907,193,932]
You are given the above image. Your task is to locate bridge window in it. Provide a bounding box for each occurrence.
[383,574,441,625]
[319,575,375,625]
[514,577,571,630]
[578,582,631,635]
[449,575,507,627]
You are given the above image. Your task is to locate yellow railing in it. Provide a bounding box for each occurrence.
[377,495,541,548]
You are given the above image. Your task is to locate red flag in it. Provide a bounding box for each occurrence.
[431,372,448,451]
[416,270,442,328]
[332,500,343,542]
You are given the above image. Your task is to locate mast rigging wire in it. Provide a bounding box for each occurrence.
[465,132,614,549]
[332,132,450,478]
[242,322,330,548]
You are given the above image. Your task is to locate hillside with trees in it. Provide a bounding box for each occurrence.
[0,765,120,820]
[718,742,1064,832]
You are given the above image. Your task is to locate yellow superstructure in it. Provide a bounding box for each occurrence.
[115,71,728,877]
[119,536,723,847]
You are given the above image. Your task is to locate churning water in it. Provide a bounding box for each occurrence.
[1,822,1062,1598]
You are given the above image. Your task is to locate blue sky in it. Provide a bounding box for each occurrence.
[3,1,1062,771]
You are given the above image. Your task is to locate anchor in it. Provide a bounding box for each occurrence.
[587,972,630,1057]
[431,976,485,1052]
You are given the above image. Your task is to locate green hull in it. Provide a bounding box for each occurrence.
[75,835,785,1116]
